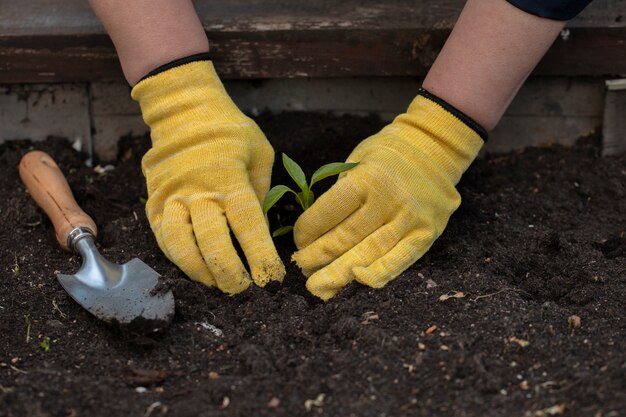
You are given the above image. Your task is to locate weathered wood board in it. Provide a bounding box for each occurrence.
[0,0,624,82]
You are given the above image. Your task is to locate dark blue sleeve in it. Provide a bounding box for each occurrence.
[506,0,593,20]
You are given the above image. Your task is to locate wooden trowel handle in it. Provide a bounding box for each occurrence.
[19,150,97,251]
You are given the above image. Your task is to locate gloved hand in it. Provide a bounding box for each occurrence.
[292,90,486,300]
[131,56,285,294]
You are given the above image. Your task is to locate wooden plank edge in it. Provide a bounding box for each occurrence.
[0,26,625,83]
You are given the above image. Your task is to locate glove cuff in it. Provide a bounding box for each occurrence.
[416,88,488,142]
[136,52,212,85]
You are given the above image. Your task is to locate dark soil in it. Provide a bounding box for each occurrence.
[0,112,624,417]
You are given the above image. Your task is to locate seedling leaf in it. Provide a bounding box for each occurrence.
[263,185,295,215]
[282,154,308,193]
[264,155,359,238]
[310,162,359,187]
[272,225,294,237]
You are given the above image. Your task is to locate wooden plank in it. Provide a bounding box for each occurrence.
[0,0,463,35]
[535,27,626,76]
[0,0,624,83]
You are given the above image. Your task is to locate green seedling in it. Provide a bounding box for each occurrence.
[263,153,358,237]
[40,337,50,352]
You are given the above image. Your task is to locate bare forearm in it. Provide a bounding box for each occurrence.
[423,0,566,131]
[89,0,209,85]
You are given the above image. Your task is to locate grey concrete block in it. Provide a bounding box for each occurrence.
[505,77,605,117]
[487,77,604,153]
[488,116,600,154]
[0,76,609,160]
[90,82,137,115]
[224,77,420,121]
[602,80,626,156]
[92,115,149,161]
[0,84,90,149]
[89,83,148,160]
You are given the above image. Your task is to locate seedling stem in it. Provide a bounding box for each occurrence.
[263,154,358,236]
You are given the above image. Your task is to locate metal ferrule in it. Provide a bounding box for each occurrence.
[67,227,96,252]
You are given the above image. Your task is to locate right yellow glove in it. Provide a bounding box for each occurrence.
[131,56,285,294]
[292,90,486,300]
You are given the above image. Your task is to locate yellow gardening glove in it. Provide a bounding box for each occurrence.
[292,90,486,300]
[131,58,285,294]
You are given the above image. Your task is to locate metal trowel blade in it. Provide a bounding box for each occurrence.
[57,258,175,331]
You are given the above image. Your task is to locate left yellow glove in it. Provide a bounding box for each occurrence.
[131,56,285,294]
[292,90,486,300]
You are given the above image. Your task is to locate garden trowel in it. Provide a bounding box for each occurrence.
[19,151,174,332]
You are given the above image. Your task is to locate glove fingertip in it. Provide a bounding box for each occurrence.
[306,274,342,301]
[291,251,314,277]
[217,272,252,295]
[251,257,286,287]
